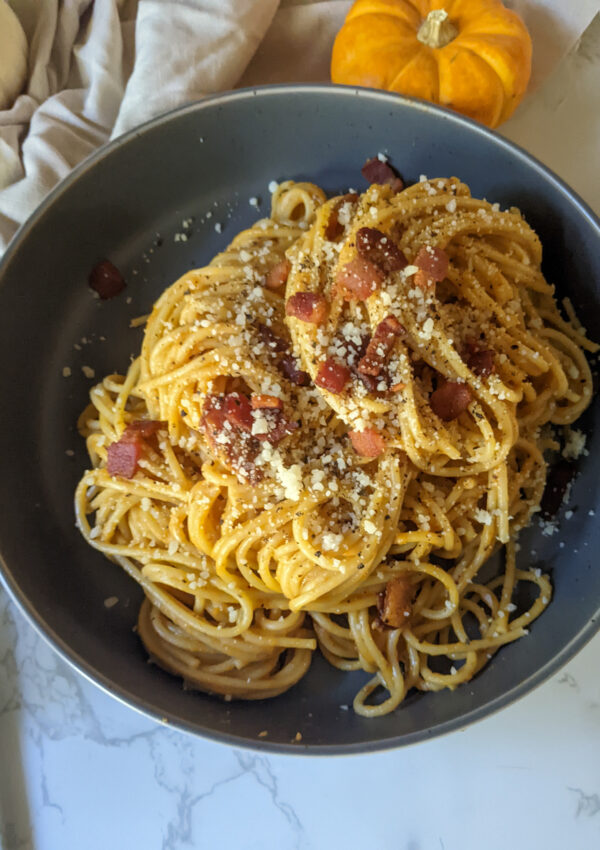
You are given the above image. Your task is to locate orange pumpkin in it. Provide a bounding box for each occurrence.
[331,0,532,128]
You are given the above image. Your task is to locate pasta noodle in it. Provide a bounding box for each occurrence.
[75,174,596,717]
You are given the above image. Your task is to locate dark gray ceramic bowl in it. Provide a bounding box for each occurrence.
[0,85,599,754]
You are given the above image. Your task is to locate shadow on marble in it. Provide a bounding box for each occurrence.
[0,703,33,849]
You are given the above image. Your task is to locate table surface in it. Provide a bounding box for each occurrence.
[1,15,600,850]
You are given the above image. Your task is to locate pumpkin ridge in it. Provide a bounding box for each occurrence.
[389,44,440,100]
[439,45,506,127]
[456,43,508,98]
[462,33,528,106]
[390,45,440,99]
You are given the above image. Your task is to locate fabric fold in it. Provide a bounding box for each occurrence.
[0,0,278,252]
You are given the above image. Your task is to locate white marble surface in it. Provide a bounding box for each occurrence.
[2,14,600,850]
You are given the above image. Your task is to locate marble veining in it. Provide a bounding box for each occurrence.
[1,13,600,850]
[3,576,600,850]
[569,787,600,819]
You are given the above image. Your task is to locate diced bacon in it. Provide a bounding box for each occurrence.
[414,245,449,282]
[252,322,311,386]
[315,358,351,394]
[541,458,576,520]
[357,370,380,393]
[286,292,329,324]
[465,343,495,378]
[260,410,299,445]
[345,335,382,393]
[123,419,165,439]
[107,437,142,478]
[356,228,407,273]
[224,393,254,431]
[325,193,359,241]
[227,434,263,483]
[391,381,406,392]
[251,394,284,410]
[200,395,227,439]
[414,269,435,290]
[264,259,291,290]
[349,428,385,457]
[255,322,288,353]
[336,256,384,301]
[106,420,166,478]
[279,354,311,386]
[361,158,404,192]
[89,259,126,299]
[200,394,263,484]
[358,315,405,377]
[430,381,472,421]
[377,576,414,628]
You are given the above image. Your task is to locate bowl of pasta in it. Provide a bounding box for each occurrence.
[0,85,599,753]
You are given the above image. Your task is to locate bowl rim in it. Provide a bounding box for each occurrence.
[1,82,599,755]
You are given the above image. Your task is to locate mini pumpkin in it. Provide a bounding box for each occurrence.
[331,0,532,128]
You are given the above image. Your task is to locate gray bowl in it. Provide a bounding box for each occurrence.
[0,85,598,754]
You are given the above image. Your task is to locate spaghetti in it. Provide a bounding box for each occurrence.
[75,174,596,716]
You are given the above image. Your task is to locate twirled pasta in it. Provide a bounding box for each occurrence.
[75,175,596,717]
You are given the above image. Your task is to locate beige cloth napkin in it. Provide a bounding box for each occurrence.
[0,0,597,254]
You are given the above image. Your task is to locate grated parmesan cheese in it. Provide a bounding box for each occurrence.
[474,508,493,526]
[322,532,343,551]
[562,428,586,460]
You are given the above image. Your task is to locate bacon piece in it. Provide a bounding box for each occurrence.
[255,322,288,353]
[279,354,311,386]
[89,259,126,299]
[358,315,405,377]
[106,420,166,479]
[414,245,449,282]
[391,381,406,392]
[344,334,382,393]
[254,322,311,386]
[219,431,262,483]
[356,228,407,273]
[465,344,495,378]
[259,410,299,445]
[200,395,263,484]
[253,321,312,387]
[224,393,253,431]
[361,157,404,192]
[286,292,329,325]
[377,576,414,628]
[413,269,435,290]
[356,370,380,393]
[325,193,359,241]
[349,428,385,457]
[541,458,577,520]
[264,259,291,290]
[200,395,227,440]
[107,437,142,478]
[336,256,384,301]
[430,381,472,421]
[124,419,165,439]
[251,394,283,410]
[315,358,351,394]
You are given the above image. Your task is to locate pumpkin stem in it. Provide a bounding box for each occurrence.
[417,9,458,49]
